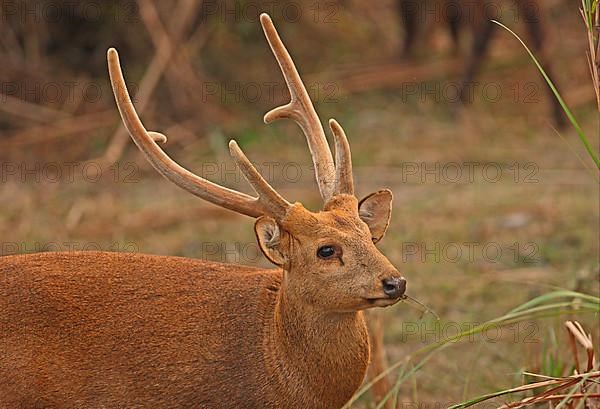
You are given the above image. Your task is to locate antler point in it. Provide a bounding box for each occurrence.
[107,47,118,60]
[228,140,241,154]
[148,132,168,144]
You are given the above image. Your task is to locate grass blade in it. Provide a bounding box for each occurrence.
[492,20,600,170]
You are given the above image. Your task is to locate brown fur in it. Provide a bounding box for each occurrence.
[0,195,404,408]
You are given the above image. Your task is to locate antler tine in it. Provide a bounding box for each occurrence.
[260,13,336,202]
[107,48,289,219]
[328,119,354,196]
[228,140,291,219]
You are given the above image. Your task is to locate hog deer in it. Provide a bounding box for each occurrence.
[398,0,566,127]
[0,14,407,408]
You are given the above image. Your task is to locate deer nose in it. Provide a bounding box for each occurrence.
[382,277,406,299]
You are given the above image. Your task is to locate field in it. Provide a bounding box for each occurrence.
[1,0,598,406]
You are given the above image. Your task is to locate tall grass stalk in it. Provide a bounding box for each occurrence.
[581,0,599,111]
[492,20,600,171]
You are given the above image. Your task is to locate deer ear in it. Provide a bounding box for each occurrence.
[254,216,288,266]
[358,189,393,243]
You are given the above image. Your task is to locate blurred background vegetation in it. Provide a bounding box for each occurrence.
[1,0,598,406]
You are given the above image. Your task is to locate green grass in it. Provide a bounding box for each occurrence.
[347,291,599,408]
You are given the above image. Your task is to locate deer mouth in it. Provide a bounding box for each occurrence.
[364,297,402,308]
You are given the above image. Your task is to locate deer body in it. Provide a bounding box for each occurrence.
[1,251,368,408]
[0,14,406,408]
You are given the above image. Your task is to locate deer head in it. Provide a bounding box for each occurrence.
[107,14,406,314]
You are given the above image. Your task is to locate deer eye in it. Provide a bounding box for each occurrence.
[317,245,336,259]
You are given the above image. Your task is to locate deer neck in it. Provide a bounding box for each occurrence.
[266,281,370,408]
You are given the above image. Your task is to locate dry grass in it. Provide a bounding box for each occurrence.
[448,320,599,408]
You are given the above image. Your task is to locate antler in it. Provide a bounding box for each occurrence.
[260,14,338,201]
[107,48,290,220]
[329,119,354,196]
[108,14,354,218]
